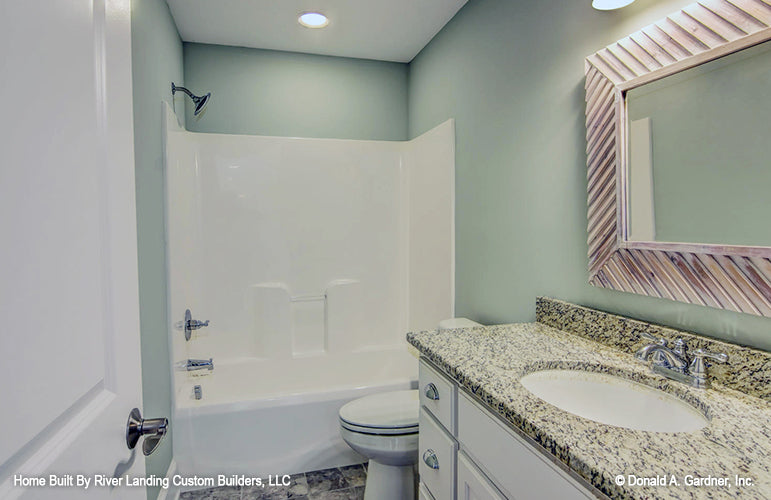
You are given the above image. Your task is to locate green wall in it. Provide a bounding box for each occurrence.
[183,43,409,140]
[408,0,771,352]
[131,0,183,497]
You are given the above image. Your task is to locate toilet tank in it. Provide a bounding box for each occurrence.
[438,318,482,331]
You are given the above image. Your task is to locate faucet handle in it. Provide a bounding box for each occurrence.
[691,349,728,365]
[181,309,210,341]
[673,338,687,357]
[640,331,667,346]
[688,349,728,389]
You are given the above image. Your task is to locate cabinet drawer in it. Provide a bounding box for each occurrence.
[419,359,456,434]
[458,392,595,500]
[458,451,506,500]
[419,410,457,500]
[418,482,435,500]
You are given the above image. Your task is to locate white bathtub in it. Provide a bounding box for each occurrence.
[164,109,454,483]
[173,346,418,478]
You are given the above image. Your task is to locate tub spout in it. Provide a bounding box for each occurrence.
[186,358,214,371]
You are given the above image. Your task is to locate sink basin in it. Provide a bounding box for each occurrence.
[520,370,708,432]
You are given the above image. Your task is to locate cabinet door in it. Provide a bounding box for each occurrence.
[458,392,596,500]
[458,451,507,500]
[419,482,436,500]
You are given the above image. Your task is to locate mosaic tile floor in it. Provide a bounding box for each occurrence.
[179,464,367,500]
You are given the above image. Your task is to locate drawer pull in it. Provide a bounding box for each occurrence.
[422,449,440,470]
[424,383,440,400]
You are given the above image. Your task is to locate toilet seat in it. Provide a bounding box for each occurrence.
[340,420,418,435]
[339,390,418,436]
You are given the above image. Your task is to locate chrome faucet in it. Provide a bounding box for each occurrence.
[636,332,727,389]
[186,358,214,372]
[635,335,688,372]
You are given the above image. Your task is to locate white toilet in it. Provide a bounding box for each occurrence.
[339,318,482,499]
[437,317,483,330]
[339,390,419,500]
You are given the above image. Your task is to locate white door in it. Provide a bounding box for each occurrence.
[0,1,146,499]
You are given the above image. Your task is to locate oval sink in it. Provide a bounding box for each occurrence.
[520,370,708,433]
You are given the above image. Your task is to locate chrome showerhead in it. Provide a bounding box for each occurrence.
[191,92,210,116]
[171,83,211,116]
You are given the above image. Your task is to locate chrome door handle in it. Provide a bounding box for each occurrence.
[126,408,168,456]
[424,383,439,400]
[422,449,439,470]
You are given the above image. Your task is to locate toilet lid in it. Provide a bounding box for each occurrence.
[339,390,419,431]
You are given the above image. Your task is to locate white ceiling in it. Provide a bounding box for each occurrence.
[165,0,468,63]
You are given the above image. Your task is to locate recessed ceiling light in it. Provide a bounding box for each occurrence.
[298,12,329,28]
[592,0,635,10]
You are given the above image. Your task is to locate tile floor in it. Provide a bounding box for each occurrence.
[179,464,367,500]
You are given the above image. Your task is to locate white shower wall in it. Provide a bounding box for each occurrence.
[164,104,454,369]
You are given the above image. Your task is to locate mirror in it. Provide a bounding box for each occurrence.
[625,39,771,247]
[584,0,771,317]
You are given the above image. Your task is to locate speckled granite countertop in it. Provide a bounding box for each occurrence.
[407,301,771,499]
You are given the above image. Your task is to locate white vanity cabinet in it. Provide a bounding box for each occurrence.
[457,451,506,500]
[418,359,598,500]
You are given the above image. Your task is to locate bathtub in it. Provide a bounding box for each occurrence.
[173,346,418,478]
[164,111,455,484]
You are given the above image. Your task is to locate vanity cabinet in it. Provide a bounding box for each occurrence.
[418,359,597,500]
[457,451,506,500]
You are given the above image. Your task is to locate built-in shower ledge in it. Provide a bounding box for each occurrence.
[406,300,771,500]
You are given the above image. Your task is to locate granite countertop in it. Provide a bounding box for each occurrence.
[407,320,771,499]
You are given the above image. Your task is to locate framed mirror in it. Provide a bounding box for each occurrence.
[584,0,771,316]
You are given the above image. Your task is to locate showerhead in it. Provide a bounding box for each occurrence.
[171,83,211,116]
[192,92,210,115]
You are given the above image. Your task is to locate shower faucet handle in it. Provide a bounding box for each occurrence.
[188,319,210,329]
[181,309,210,341]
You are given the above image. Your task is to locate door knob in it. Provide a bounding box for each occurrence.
[126,408,168,456]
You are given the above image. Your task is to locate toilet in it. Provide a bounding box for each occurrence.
[339,318,482,500]
[339,390,419,500]
[437,317,483,330]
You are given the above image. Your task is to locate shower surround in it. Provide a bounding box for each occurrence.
[163,104,454,479]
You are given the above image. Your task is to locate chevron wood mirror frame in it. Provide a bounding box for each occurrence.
[584,0,771,316]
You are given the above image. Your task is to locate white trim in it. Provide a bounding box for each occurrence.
[448,119,456,318]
